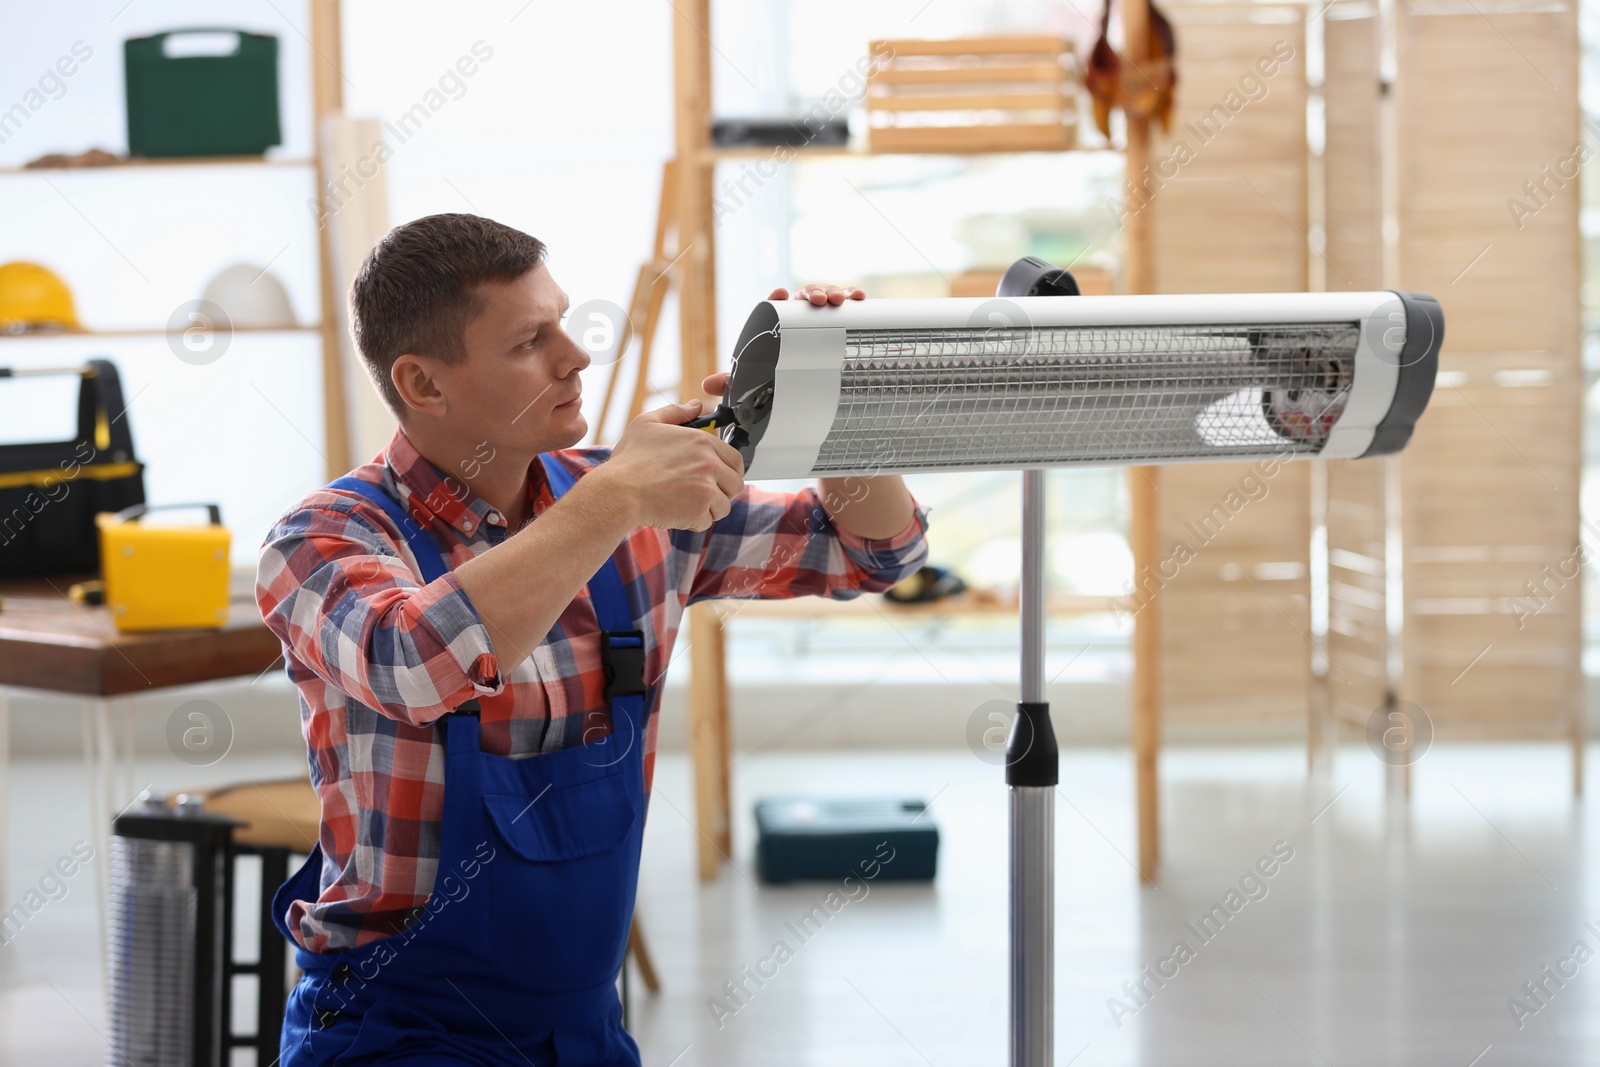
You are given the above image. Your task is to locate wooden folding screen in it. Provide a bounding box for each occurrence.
[1145,3,1313,736]
[1390,0,1583,773]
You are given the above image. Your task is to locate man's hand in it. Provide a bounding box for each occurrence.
[453,396,740,668]
[700,284,866,397]
[772,283,865,306]
[591,399,745,531]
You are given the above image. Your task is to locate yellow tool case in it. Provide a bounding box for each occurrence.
[97,503,231,632]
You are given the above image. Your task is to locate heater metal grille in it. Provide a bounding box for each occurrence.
[814,322,1361,471]
[107,836,196,1067]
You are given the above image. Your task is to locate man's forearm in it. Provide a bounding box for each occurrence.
[817,475,915,540]
[453,470,637,668]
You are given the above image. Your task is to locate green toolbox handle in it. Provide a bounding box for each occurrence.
[132,28,270,52]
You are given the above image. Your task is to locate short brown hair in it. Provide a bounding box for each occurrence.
[350,213,547,415]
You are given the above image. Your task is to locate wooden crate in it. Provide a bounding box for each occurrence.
[1393,0,1582,750]
[1146,3,1312,731]
[867,35,1077,154]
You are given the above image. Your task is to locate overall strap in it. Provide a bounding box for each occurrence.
[539,453,577,498]
[539,454,648,716]
[328,476,449,584]
[326,462,646,736]
[328,476,482,736]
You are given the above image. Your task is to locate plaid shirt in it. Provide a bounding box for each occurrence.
[256,429,929,952]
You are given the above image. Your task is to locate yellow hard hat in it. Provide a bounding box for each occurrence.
[0,261,78,333]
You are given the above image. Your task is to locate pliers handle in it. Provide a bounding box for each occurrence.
[681,403,737,432]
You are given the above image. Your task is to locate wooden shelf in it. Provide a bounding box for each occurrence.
[0,155,315,177]
[1,326,322,340]
[709,590,1118,621]
[701,144,861,161]
[701,142,1116,162]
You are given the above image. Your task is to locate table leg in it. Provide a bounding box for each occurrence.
[79,700,101,858]
[97,698,118,820]
[81,698,114,977]
[121,699,136,809]
[0,686,10,900]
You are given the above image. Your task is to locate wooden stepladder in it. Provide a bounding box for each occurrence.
[595,159,681,432]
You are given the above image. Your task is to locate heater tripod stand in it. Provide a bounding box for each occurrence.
[995,256,1080,1066]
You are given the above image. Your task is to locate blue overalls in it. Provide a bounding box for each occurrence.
[274,455,649,1066]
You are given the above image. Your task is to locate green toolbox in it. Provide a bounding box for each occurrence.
[755,797,939,884]
[124,28,281,158]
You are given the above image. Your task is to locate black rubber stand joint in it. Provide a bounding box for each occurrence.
[996,256,1080,299]
[1006,701,1059,787]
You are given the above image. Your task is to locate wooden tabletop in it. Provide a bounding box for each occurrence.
[0,571,282,697]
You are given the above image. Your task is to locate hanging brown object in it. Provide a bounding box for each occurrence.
[1134,2,1178,132]
[1084,0,1178,139]
[1085,2,1120,139]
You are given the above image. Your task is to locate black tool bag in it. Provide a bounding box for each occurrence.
[0,360,146,577]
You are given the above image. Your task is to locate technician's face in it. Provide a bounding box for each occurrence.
[446,263,590,454]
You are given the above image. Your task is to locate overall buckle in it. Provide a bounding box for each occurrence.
[600,631,647,699]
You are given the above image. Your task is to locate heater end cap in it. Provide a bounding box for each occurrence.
[1358,290,1443,458]
[725,300,784,470]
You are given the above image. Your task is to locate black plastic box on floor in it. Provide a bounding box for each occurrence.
[755,797,939,884]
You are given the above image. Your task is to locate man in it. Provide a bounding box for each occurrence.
[256,213,928,1065]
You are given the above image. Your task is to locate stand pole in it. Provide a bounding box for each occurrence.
[1010,467,1058,1066]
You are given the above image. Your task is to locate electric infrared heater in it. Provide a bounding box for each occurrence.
[706,257,1442,1066]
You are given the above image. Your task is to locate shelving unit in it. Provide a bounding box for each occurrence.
[0,8,351,478]
[0,0,353,972]
[668,0,1165,882]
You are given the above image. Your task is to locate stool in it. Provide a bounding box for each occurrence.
[194,778,660,1058]
[198,778,319,1065]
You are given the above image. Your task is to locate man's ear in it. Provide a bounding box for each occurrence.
[392,354,447,417]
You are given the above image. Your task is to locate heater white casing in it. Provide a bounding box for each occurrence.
[728,291,1439,480]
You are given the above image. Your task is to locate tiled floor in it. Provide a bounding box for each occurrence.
[2,743,1596,1065]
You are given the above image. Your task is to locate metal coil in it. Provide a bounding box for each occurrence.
[106,836,196,1067]
[816,322,1359,471]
